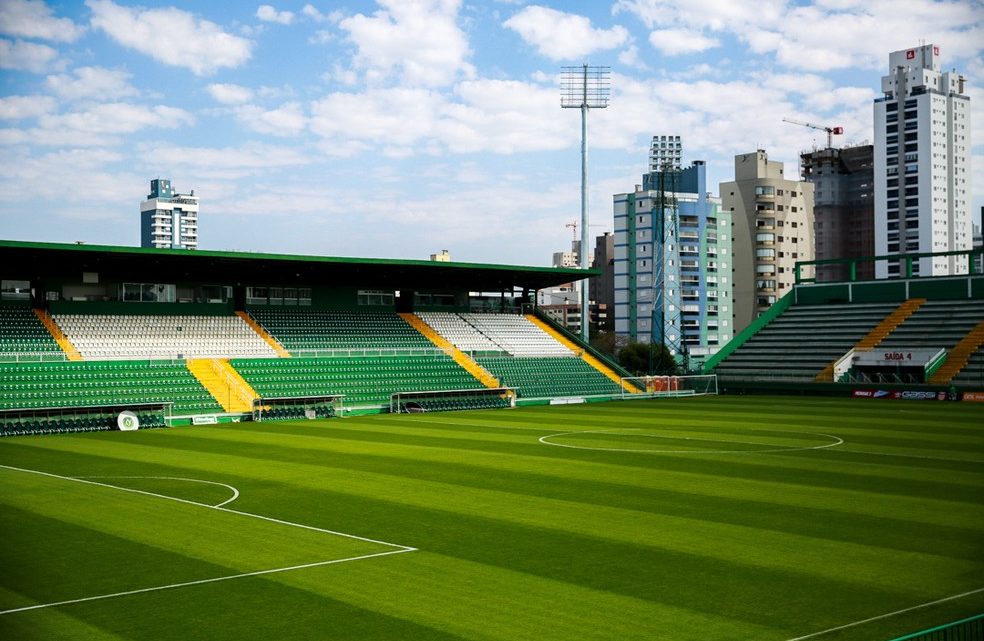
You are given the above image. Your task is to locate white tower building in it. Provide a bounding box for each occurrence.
[873,44,972,278]
[140,178,199,250]
[649,135,682,172]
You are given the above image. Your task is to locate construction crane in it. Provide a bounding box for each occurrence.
[565,220,607,241]
[565,220,578,240]
[782,118,844,149]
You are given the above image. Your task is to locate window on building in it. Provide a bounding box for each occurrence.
[358,290,395,306]
[1,279,30,300]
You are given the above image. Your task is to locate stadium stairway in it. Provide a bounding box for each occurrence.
[237,311,291,357]
[524,314,638,394]
[398,313,501,389]
[186,358,258,413]
[33,308,82,361]
[928,317,984,385]
[815,298,925,382]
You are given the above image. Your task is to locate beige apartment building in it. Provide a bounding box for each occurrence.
[721,150,814,333]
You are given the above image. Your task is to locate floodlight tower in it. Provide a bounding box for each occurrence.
[561,65,610,342]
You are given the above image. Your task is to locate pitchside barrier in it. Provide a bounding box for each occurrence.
[620,374,718,399]
[885,612,983,641]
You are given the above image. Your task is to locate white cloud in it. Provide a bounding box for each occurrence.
[310,88,442,153]
[256,5,294,25]
[648,28,719,55]
[308,79,570,156]
[86,0,252,76]
[441,79,568,154]
[136,142,313,180]
[309,29,334,45]
[206,83,254,105]
[40,103,193,135]
[0,38,61,73]
[302,4,339,23]
[339,0,474,87]
[0,0,84,42]
[46,66,138,101]
[0,94,57,119]
[616,0,984,72]
[618,44,647,70]
[0,103,196,147]
[614,0,784,33]
[233,102,307,137]
[503,6,629,61]
[0,147,132,211]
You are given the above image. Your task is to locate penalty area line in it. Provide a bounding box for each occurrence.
[0,548,414,616]
[0,463,415,551]
[785,586,984,641]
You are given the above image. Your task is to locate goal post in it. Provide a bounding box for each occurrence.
[390,387,515,414]
[619,374,718,400]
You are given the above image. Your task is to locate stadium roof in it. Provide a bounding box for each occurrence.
[0,240,596,292]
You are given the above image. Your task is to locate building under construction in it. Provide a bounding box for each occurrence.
[800,144,875,282]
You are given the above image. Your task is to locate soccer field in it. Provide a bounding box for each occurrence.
[1,395,982,641]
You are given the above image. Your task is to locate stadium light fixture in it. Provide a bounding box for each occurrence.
[561,65,610,342]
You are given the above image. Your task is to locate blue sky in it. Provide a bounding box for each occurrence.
[0,0,981,266]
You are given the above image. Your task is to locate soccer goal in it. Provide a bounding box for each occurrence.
[619,374,718,399]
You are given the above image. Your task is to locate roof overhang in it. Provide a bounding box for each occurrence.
[0,240,596,292]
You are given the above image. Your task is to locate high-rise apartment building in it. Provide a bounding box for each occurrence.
[873,44,972,278]
[721,150,814,334]
[590,232,615,332]
[800,144,875,281]
[649,135,682,172]
[140,179,199,250]
[615,160,732,367]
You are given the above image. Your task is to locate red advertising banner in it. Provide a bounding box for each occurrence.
[962,391,984,403]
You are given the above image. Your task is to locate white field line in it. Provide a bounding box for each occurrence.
[0,463,417,616]
[0,549,413,616]
[785,586,984,641]
[76,476,241,508]
[538,429,844,455]
[0,463,416,551]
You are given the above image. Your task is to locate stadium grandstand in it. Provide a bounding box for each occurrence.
[0,240,633,436]
[705,249,984,397]
[3,240,982,437]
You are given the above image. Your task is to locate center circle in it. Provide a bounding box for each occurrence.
[538,428,843,454]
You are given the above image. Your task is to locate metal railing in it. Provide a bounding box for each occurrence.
[795,247,983,284]
[885,613,983,641]
[0,351,68,363]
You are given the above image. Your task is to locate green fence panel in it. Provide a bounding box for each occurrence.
[885,612,983,641]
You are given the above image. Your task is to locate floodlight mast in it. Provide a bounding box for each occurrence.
[561,65,610,342]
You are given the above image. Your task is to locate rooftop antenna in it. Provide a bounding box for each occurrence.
[561,64,610,342]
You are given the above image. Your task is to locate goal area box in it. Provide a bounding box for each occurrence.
[390,387,515,414]
[620,374,718,399]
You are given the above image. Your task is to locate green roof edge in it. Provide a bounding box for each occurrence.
[0,239,599,278]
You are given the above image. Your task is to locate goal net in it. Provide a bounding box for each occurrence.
[619,374,718,400]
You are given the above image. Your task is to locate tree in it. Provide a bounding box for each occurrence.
[617,341,679,376]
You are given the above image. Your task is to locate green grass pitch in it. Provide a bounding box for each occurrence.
[1,395,982,641]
